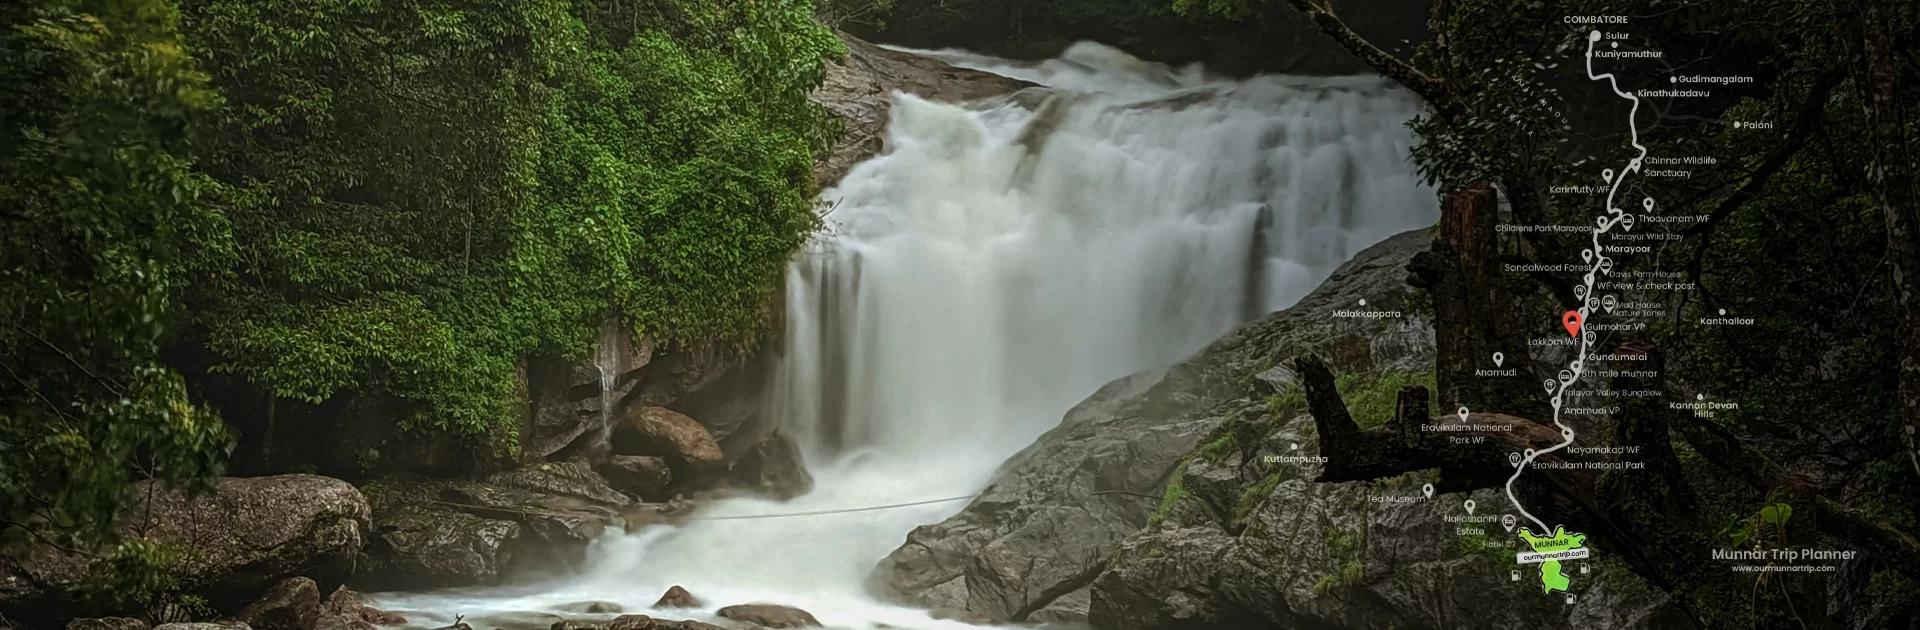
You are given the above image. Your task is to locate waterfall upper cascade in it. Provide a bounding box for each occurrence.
[373,42,1435,629]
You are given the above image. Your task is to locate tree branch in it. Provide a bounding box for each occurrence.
[1279,0,1467,122]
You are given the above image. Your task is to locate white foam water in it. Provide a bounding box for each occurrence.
[372,42,1434,630]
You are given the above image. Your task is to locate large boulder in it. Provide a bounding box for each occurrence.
[811,34,1035,189]
[599,455,674,500]
[66,619,149,630]
[727,430,813,500]
[866,230,1438,623]
[1086,416,1688,630]
[653,586,701,609]
[2,475,367,619]
[320,586,405,629]
[358,463,630,589]
[358,480,521,589]
[715,604,821,629]
[138,475,369,604]
[235,577,321,630]
[611,407,727,490]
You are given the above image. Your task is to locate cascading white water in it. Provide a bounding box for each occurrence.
[372,43,1434,629]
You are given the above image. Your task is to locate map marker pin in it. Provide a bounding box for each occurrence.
[1458,406,1470,422]
[1643,197,1655,211]
[1561,311,1583,337]
[1524,448,1535,459]
[1599,259,1614,275]
[1509,452,1522,467]
[1464,499,1477,515]
[1581,249,1593,263]
[1603,295,1617,313]
[1598,215,1610,229]
[1563,427,1574,440]
[1602,168,1614,183]
[1575,285,1588,300]
[1584,331,1595,345]
[1422,483,1434,499]
[1492,352,1504,367]
[1502,514,1516,532]
[1570,359,1582,372]
[1622,214,1636,231]
[1560,369,1574,383]
[1544,379,1556,393]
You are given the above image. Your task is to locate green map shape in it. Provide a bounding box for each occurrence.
[1517,525,1587,594]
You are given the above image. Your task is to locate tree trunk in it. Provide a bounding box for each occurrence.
[1836,0,1920,479]
[1407,182,1547,420]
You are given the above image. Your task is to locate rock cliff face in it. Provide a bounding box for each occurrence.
[872,0,1432,77]
[1087,413,1689,629]
[867,228,1692,628]
[867,230,1441,623]
[809,34,1035,190]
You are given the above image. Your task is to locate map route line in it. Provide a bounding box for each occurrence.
[1502,29,1648,535]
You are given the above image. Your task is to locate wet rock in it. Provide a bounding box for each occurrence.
[524,320,655,461]
[715,604,822,628]
[66,618,149,630]
[651,622,725,630]
[868,231,1440,622]
[549,621,602,630]
[600,455,673,500]
[653,585,702,609]
[359,479,520,589]
[153,624,250,630]
[612,407,727,489]
[810,33,1036,189]
[359,466,629,588]
[321,586,406,627]
[236,577,321,630]
[606,615,652,630]
[727,430,813,500]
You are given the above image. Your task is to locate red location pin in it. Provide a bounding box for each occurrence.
[1561,311,1583,337]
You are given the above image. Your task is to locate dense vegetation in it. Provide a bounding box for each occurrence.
[2,0,840,546]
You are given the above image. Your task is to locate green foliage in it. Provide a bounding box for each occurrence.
[818,0,894,29]
[175,0,841,438]
[1758,502,1792,527]
[2,0,841,543]
[1336,369,1436,429]
[1149,461,1189,527]
[72,538,211,622]
[1200,429,1237,463]
[1264,384,1306,418]
[1312,525,1366,595]
[0,0,233,547]
[1229,469,1284,530]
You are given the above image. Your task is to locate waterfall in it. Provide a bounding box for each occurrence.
[371,43,1435,629]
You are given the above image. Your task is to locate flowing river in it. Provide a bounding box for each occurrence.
[373,43,1434,630]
